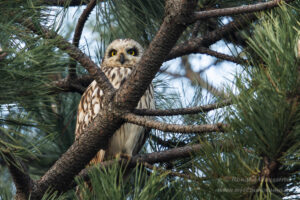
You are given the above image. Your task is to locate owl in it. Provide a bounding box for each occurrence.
[75,39,155,166]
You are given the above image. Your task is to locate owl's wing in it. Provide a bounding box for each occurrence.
[131,84,155,155]
[75,80,106,163]
[75,80,103,139]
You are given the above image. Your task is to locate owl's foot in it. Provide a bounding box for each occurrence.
[115,153,132,161]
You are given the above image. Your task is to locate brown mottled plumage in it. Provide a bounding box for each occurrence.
[75,39,155,166]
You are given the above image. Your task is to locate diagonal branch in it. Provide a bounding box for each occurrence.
[168,0,296,61]
[30,108,124,199]
[70,143,211,189]
[192,0,294,21]
[69,0,97,79]
[133,99,232,116]
[123,113,227,134]
[115,0,198,109]
[69,141,239,189]
[19,18,115,97]
[167,13,257,61]
[51,74,93,94]
[5,154,34,200]
[25,1,198,199]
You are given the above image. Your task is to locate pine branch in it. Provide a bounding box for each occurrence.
[30,108,124,199]
[52,77,86,94]
[123,113,226,134]
[192,0,295,21]
[167,13,257,61]
[23,1,198,198]
[69,0,97,79]
[70,143,216,189]
[114,0,198,109]
[69,139,240,189]
[167,0,296,61]
[52,74,93,94]
[5,154,34,200]
[133,99,232,116]
[19,18,115,98]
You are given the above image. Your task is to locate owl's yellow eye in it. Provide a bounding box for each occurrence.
[127,48,137,56]
[110,50,117,57]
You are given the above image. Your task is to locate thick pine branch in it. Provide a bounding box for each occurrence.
[71,141,236,189]
[70,140,240,189]
[5,155,34,200]
[30,109,123,199]
[22,1,198,199]
[123,113,226,134]
[114,0,198,109]
[167,0,296,61]
[133,99,232,116]
[71,143,210,189]
[46,0,291,94]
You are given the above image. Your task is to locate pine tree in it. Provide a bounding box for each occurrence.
[0,0,299,199]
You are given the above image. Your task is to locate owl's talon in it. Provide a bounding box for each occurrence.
[115,153,131,161]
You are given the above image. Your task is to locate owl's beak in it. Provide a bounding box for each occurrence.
[119,53,125,64]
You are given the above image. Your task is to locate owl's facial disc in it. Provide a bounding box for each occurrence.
[103,39,144,68]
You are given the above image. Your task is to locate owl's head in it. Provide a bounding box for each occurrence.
[102,39,144,68]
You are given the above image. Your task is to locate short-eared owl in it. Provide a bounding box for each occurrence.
[75,39,155,165]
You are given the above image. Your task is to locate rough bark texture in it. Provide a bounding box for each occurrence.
[6,156,33,200]
[8,0,297,199]
[72,143,210,189]
[30,111,123,199]
[115,0,197,110]
[27,1,198,199]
